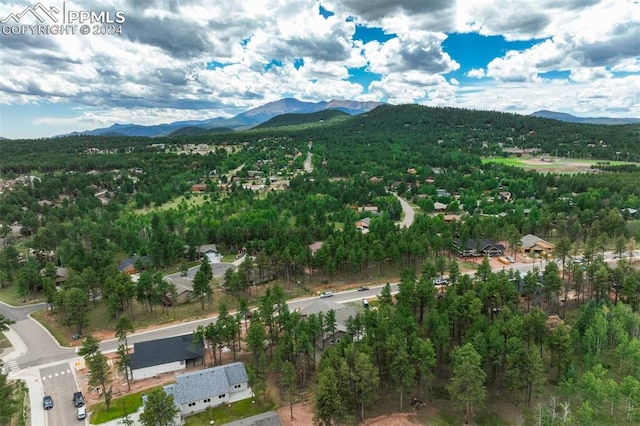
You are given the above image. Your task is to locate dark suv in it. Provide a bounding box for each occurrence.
[43,395,54,410]
[73,391,84,407]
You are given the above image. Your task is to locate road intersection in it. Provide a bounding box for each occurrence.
[1,249,635,425]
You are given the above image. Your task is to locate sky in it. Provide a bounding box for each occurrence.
[0,0,639,139]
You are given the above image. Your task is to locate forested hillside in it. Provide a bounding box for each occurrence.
[2,104,640,424]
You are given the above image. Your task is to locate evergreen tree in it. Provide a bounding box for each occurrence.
[448,343,487,425]
[139,388,180,426]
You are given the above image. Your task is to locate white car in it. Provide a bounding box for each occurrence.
[320,291,334,298]
[77,406,86,420]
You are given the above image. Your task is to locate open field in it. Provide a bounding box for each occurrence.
[483,156,632,174]
[135,193,209,213]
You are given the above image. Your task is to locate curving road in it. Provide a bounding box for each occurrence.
[303,140,313,173]
[395,194,415,228]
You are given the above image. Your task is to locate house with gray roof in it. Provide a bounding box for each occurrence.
[299,299,357,349]
[163,362,252,418]
[129,334,204,380]
[225,412,282,426]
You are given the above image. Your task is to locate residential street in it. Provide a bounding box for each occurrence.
[395,194,415,228]
[2,249,638,425]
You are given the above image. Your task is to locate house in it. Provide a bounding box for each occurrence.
[129,334,204,380]
[191,183,208,192]
[198,244,221,264]
[453,238,505,257]
[357,205,379,214]
[433,202,447,212]
[164,276,194,302]
[299,299,357,349]
[225,412,282,426]
[117,255,153,275]
[309,241,324,256]
[163,362,252,418]
[443,214,462,223]
[497,191,512,202]
[436,188,451,198]
[41,266,68,285]
[521,234,555,255]
[355,217,371,231]
[197,244,217,255]
[247,268,275,285]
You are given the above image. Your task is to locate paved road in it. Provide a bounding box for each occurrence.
[165,261,236,281]
[304,141,313,173]
[4,249,639,425]
[9,319,75,369]
[41,362,86,426]
[395,194,415,228]
[0,301,46,322]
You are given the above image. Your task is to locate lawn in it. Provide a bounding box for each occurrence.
[90,386,165,424]
[482,156,634,175]
[30,283,303,346]
[0,331,11,349]
[32,297,227,346]
[183,397,275,426]
[0,285,44,306]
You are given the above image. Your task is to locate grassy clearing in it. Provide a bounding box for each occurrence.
[0,331,11,349]
[135,193,208,214]
[483,156,634,172]
[90,385,166,424]
[0,285,44,306]
[14,380,29,426]
[183,397,275,426]
[31,283,290,346]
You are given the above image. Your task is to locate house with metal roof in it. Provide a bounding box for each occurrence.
[163,362,253,418]
[129,334,204,380]
[520,234,555,255]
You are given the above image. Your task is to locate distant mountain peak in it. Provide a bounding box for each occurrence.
[531,110,640,125]
[56,98,384,138]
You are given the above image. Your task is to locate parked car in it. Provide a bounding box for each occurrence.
[432,278,449,286]
[43,395,54,410]
[77,406,87,420]
[358,286,369,291]
[506,256,516,263]
[73,391,84,407]
[320,291,334,298]
[362,298,369,308]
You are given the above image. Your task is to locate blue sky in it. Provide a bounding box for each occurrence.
[0,0,639,138]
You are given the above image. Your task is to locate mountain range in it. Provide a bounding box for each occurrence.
[58,98,384,138]
[7,103,635,140]
[530,110,640,125]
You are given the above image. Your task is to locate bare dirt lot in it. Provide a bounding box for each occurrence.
[277,402,421,426]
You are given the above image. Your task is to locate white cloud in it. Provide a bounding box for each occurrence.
[569,67,612,83]
[363,32,459,75]
[1,0,640,138]
[466,68,486,79]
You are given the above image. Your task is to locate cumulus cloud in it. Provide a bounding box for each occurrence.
[1,0,639,138]
[466,68,486,79]
[364,32,459,75]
